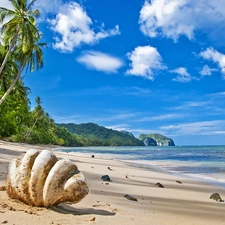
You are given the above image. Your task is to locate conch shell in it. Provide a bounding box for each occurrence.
[6,149,89,208]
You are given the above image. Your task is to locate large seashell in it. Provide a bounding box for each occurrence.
[6,150,89,208]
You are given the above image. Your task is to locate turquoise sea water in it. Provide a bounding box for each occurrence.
[57,145,225,188]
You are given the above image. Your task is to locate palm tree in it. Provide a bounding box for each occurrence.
[0,32,46,105]
[31,96,44,129]
[0,44,18,92]
[0,0,39,76]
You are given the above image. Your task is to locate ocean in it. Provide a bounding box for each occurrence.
[57,145,225,189]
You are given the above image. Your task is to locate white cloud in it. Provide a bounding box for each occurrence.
[139,0,225,41]
[49,2,120,52]
[200,47,225,78]
[0,0,12,9]
[33,0,63,18]
[160,120,225,135]
[0,0,13,29]
[174,100,209,110]
[137,113,184,122]
[126,45,166,80]
[105,124,129,132]
[200,65,217,76]
[77,51,123,73]
[170,67,192,82]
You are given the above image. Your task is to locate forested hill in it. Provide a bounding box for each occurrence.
[56,123,144,146]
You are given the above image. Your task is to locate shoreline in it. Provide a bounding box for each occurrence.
[57,146,225,191]
[1,142,225,224]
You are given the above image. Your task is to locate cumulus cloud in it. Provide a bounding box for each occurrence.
[200,47,225,78]
[170,67,192,83]
[200,65,217,76]
[139,0,225,41]
[126,45,166,80]
[49,2,120,52]
[77,51,123,73]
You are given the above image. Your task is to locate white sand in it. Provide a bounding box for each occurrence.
[0,141,225,225]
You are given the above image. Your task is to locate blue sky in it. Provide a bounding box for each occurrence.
[1,0,225,145]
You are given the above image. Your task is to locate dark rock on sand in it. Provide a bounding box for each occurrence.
[124,194,137,201]
[90,217,96,221]
[155,182,164,188]
[210,193,223,202]
[101,175,111,182]
[176,180,182,184]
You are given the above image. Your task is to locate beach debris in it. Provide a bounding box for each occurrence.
[0,186,6,191]
[91,155,95,158]
[125,175,129,178]
[124,194,137,201]
[6,149,89,208]
[155,182,164,188]
[1,220,8,224]
[210,193,223,202]
[93,203,110,207]
[101,175,111,182]
[107,166,113,171]
[176,180,182,184]
[90,217,96,221]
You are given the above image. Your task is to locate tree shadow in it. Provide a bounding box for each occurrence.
[52,204,116,216]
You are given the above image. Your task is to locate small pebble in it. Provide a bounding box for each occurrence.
[155,182,164,188]
[124,194,137,201]
[101,175,111,182]
[90,217,96,221]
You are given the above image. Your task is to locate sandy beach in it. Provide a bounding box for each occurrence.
[0,141,225,225]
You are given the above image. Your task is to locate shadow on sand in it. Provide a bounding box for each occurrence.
[52,204,116,216]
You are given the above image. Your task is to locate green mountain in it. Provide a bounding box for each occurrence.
[139,133,175,146]
[56,123,144,146]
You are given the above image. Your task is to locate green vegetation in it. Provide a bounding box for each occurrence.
[0,94,82,146]
[0,0,46,105]
[57,123,144,146]
[139,133,175,146]
[0,1,174,147]
[0,1,81,146]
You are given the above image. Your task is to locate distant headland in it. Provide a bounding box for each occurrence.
[57,122,175,147]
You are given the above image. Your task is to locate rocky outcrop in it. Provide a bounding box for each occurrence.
[139,133,175,146]
[143,137,157,146]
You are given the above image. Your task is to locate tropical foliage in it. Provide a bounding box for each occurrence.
[57,123,144,146]
[0,0,80,146]
[0,0,46,105]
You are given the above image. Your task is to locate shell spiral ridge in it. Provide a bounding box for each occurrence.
[6,150,89,208]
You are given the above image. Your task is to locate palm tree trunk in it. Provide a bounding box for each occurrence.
[0,31,19,77]
[0,61,26,106]
[32,117,39,130]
